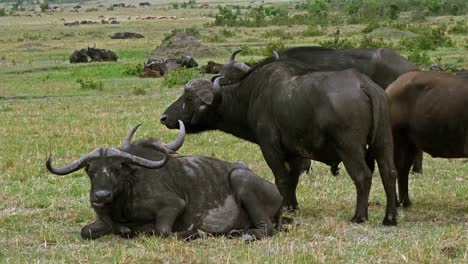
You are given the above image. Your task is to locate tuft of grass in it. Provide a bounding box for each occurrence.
[75,77,103,90]
[162,68,200,88]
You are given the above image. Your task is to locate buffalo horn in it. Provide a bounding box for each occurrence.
[104,148,168,169]
[164,120,185,151]
[233,61,251,73]
[228,49,242,63]
[213,76,223,93]
[273,51,279,60]
[121,124,141,149]
[46,148,103,175]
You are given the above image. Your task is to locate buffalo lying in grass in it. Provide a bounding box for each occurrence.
[161,55,398,225]
[69,49,88,63]
[142,56,198,77]
[46,122,284,240]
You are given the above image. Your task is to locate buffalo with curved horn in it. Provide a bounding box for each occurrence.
[46,121,286,240]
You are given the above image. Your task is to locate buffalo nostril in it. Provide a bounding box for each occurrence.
[160,114,168,123]
[95,190,112,200]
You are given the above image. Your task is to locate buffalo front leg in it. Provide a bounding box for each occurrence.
[81,217,112,240]
[260,145,298,211]
[339,147,373,223]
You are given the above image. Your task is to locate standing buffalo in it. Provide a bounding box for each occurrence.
[86,46,118,62]
[217,47,423,174]
[386,71,468,207]
[161,56,398,225]
[46,122,285,240]
[69,49,88,63]
[142,56,198,77]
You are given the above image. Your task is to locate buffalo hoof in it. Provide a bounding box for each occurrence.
[399,200,413,208]
[350,215,367,224]
[241,234,256,242]
[330,165,340,176]
[282,204,299,212]
[116,226,133,238]
[382,216,397,226]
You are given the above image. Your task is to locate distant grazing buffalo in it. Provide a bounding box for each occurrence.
[161,51,398,225]
[386,71,468,207]
[46,122,285,240]
[139,2,151,6]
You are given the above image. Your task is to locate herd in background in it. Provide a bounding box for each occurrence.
[52,45,468,240]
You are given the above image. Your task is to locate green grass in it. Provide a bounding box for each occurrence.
[0,1,467,263]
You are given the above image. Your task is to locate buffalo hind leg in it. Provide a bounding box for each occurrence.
[230,169,281,240]
[394,133,417,207]
[260,145,298,211]
[373,146,398,226]
[339,147,372,223]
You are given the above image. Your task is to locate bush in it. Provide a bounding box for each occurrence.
[220,29,235,37]
[406,50,431,68]
[0,8,7,16]
[123,63,143,76]
[162,68,199,88]
[302,26,325,37]
[261,39,285,56]
[398,27,453,51]
[40,2,49,12]
[362,22,380,33]
[261,29,292,40]
[239,44,259,56]
[76,78,103,90]
[163,27,200,42]
[131,87,147,96]
[85,8,98,12]
[448,20,467,35]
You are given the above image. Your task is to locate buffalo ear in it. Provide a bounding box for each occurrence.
[196,89,214,105]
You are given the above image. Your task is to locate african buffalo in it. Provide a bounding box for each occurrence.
[201,61,224,74]
[111,32,144,39]
[386,71,468,207]
[46,122,284,240]
[161,56,398,225]
[143,56,198,77]
[69,49,88,63]
[217,47,423,174]
[86,46,118,62]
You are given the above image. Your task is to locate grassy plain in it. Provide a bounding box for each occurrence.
[0,1,467,263]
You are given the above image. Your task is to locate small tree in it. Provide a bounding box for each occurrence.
[40,1,49,12]
[387,3,399,20]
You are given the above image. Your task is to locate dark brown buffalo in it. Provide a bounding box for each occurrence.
[111,32,144,39]
[70,49,88,63]
[201,61,223,74]
[386,71,468,207]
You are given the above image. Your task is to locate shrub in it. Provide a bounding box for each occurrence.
[261,39,285,56]
[220,29,235,37]
[39,2,49,12]
[162,68,199,88]
[0,8,7,16]
[406,50,430,68]
[261,29,292,40]
[302,26,325,37]
[123,63,143,76]
[362,22,380,33]
[398,27,453,51]
[239,44,259,56]
[448,20,467,35]
[131,87,147,96]
[163,27,200,42]
[76,78,103,90]
[85,8,98,12]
